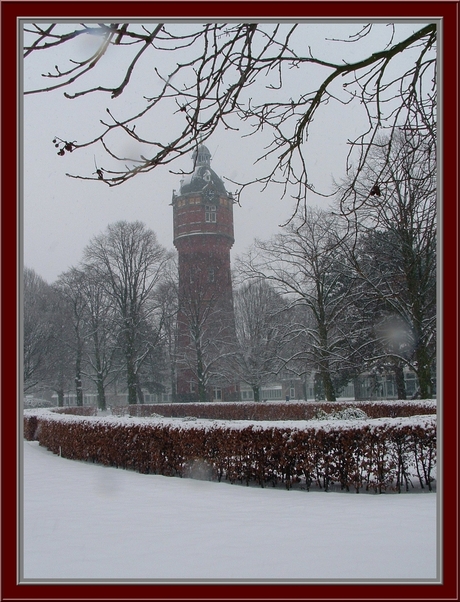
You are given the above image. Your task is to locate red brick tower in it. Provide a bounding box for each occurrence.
[172,144,238,402]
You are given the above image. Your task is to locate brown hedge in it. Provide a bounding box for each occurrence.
[115,400,436,420]
[23,412,436,494]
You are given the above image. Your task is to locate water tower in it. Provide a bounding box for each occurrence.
[172,144,238,402]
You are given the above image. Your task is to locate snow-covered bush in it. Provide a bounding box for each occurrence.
[314,407,369,420]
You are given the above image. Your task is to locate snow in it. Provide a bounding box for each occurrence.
[22,438,438,582]
[24,405,437,433]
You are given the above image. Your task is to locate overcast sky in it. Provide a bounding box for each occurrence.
[22,20,428,283]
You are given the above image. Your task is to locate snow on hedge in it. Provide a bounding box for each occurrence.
[23,406,436,433]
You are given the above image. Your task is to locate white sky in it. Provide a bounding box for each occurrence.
[22,21,430,283]
[23,436,438,581]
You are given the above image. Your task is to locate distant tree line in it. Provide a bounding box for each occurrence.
[23,133,436,403]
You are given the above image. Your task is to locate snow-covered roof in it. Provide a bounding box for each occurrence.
[180,144,227,195]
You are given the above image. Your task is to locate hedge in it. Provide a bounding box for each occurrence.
[113,400,437,421]
[23,410,436,494]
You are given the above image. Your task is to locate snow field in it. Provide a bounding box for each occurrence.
[22,439,438,582]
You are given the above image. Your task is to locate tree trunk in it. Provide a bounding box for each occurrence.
[317,322,336,401]
[125,327,138,404]
[197,376,207,403]
[322,370,336,402]
[96,377,106,411]
[136,377,145,404]
[94,356,106,410]
[393,361,406,400]
[195,341,207,402]
[126,359,138,404]
[57,389,64,407]
[410,277,433,399]
[75,346,83,406]
[93,332,106,410]
[75,376,83,406]
[415,345,432,399]
[170,363,177,403]
[252,385,260,402]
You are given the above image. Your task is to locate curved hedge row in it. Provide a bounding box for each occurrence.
[24,411,436,494]
[114,400,437,421]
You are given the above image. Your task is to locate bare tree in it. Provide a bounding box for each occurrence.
[154,267,180,403]
[55,268,89,406]
[83,221,170,404]
[43,286,75,406]
[240,208,358,401]
[339,131,437,398]
[24,22,436,208]
[233,280,287,402]
[76,264,120,410]
[23,267,54,392]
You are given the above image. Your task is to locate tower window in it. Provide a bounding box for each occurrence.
[205,205,216,222]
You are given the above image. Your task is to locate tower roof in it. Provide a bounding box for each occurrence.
[180,144,227,195]
[192,144,211,167]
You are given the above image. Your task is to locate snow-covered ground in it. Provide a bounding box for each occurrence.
[22,439,438,582]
